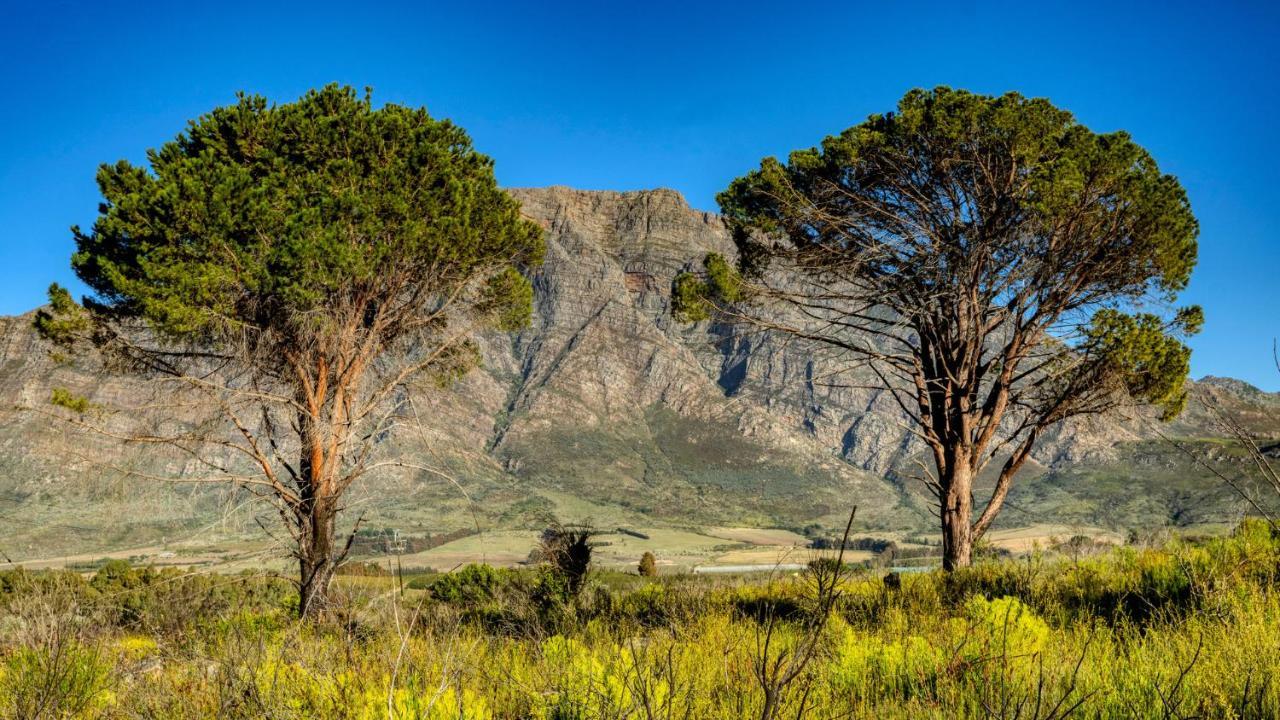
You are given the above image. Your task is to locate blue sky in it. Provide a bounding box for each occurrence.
[1,1,1277,388]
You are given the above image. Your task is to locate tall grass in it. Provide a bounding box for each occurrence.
[3,521,1280,718]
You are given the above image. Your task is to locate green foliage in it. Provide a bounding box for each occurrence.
[1084,308,1197,419]
[964,595,1050,657]
[428,563,505,604]
[720,87,1197,291]
[670,271,710,322]
[830,624,946,701]
[618,582,669,625]
[703,253,742,302]
[49,387,91,414]
[35,86,544,423]
[671,253,743,323]
[0,562,293,637]
[1,642,112,719]
[52,84,542,344]
[713,87,1200,389]
[32,283,89,349]
[480,266,536,332]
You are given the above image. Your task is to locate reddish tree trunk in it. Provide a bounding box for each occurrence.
[295,414,338,618]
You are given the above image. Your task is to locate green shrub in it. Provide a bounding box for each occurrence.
[429,564,505,604]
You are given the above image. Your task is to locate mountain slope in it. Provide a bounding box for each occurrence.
[0,187,1276,562]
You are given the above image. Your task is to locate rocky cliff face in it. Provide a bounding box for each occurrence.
[481,187,908,528]
[1,187,1277,559]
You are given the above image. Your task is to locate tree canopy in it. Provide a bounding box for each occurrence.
[49,84,541,349]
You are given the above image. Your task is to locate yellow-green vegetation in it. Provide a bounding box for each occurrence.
[5,523,1280,718]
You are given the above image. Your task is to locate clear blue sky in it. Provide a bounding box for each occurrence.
[1,1,1277,388]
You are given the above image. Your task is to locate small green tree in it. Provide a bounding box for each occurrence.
[638,551,658,577]
[677,87,1200,569]
[35,85,544,616]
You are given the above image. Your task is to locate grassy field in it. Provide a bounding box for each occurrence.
[0,520,1131,581]
[4,520,1280,718]
[0,520,895,575]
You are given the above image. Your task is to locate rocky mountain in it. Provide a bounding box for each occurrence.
[1,187,1277,561]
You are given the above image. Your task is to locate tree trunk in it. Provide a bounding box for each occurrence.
[296,413,337,618]
[297,499,337,618]
[759,687,779,720]
[940,460,974,570]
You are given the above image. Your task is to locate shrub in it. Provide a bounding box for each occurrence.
[620,583,670,627]
[5,521,1280,717]
[429,564,505,605]
[964,595,1050,659]
[1,643,112,719]
[539,524,596,597]
[638,552,658,577]
[831,622,946,701]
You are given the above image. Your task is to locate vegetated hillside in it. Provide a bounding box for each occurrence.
[0,187,1276,561]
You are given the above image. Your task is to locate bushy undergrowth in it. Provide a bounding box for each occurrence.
[4,521,1280,718]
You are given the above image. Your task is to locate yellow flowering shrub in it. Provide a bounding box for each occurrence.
[540,634,632,719]
[114,634,159,661]
[830,619,945,700]
[964,595,1049,658]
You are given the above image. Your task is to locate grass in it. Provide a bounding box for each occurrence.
[395,531,543,571]
[705,527,810,546]
[4,521,1280,718]
[710,546,875,566]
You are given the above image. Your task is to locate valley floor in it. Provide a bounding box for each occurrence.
[4,522,1126,575]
